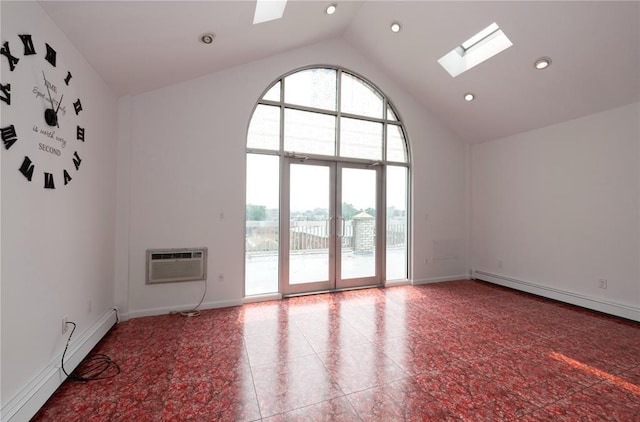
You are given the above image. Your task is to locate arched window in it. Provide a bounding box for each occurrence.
[246,67,410,297]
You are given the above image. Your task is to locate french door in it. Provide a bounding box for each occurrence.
[281,158,382,295]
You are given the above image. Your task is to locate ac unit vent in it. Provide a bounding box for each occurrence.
[146,248,207,284]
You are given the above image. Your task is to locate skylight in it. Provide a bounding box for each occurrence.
[253,0,288,25]
[438,22,513,78]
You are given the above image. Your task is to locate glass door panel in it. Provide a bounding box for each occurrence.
[337,165,380,289]
[284,161,335,294]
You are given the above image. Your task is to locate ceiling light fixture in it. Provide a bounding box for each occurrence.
[326,4,337,15]
[464,93,475,102]
[391,22,401,33]
[534,57,552,70]
[199,33,215,44]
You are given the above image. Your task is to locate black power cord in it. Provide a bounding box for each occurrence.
[61,320,120,382]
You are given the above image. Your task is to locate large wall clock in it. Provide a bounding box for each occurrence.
[1,34,84,189]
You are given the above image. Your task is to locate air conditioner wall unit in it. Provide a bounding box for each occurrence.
[146,247,207,284]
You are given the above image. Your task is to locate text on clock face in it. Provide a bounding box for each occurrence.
[33,87,67,115]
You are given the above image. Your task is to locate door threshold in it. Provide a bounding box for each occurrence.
[283,283,383,298]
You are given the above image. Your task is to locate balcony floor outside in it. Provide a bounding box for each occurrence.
[245,248,407,296]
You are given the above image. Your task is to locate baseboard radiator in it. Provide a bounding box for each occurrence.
[473,270,640,322]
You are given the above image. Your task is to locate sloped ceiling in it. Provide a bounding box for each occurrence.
[37,1,640,143]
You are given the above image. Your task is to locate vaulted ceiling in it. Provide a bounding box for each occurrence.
[38,1,640,143]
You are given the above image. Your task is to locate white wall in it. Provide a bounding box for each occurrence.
[471,102,640,320]
[1,2,118,419]
[116,37,469,318]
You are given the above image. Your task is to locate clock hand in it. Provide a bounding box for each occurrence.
[55,94,64,116]
[42,71,59,128]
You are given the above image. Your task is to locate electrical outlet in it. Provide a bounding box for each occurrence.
[218,273,224,282]
[598,279,608,289]
[62,316,68,334]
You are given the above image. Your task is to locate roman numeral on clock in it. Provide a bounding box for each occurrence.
[73,99,82,115]
[77,126,85,142]
[19,34,36,56]
[63,170,72,185]
[73,151,82,170]
[19,156,35,181]
[45,43,57,67]
[1,125,18,150]
[64,71,72,86]
[0,83,10,105]
[44,172,56,189]
[0,41,19,71]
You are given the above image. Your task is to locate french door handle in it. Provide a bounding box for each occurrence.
[327,217,334,236]
[336,217,345,238]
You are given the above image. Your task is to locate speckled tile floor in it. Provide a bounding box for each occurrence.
[32,280,640,421]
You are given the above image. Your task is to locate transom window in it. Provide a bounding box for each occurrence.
[247,67,408,163]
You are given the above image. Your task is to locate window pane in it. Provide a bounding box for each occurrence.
[284,68,336,111]
[262,82,280,101]
[284,109,336,156]
[341,73,383,118]
[340,117,382,161]
[387,104,398,121]
[386,166,408,280]
[247,104,280,150]
[289,164,331,284]
[245,154,280,295]
[387,124,407,162]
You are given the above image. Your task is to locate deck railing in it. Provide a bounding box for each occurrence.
[246,220,405,253]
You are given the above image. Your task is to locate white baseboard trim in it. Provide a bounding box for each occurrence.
[1,309,118,422]
[385,279,411,287]
[474,270,640,322]
[412,275,470,285]
[243,293,283,304]
[127,299,243,319]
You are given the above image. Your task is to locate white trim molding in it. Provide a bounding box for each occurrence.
[385,279,411,287]
[127,299,243,319]
[473,270,640,322]
[1,309,118,422]
[412,275,470,285]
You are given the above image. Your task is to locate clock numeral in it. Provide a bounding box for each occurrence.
[73,99,83,115]
[73,151,82,170]
[1,125,18,150]
[45,43,57,67]
[63,170,72,185]
[0,41,19,72]
[77,126,85,142]
[44,172,56,189]
[19,156,35,181]
[19,34,36,56]
[64,71,72,86]
[0,83,10,105]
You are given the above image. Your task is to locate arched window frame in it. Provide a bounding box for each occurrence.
[247,66,411,167]
[245,66,412,296]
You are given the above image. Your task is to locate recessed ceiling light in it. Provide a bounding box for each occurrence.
[199,33,215,44]
[534,57,552,70]
[326,4,337,15]
[438,22,513,78]
[464,93,475,102]
[391,22,401,33]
